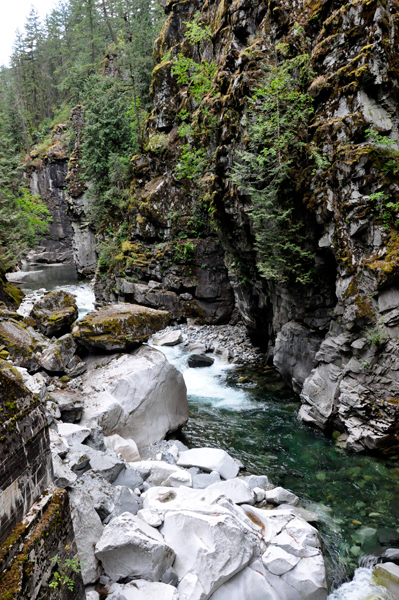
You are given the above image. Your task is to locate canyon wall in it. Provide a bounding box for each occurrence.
[0,360,84,599]
[102,0,399,453]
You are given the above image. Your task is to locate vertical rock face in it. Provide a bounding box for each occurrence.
[29,125,74,264]
[123,0,399,452]
[0,359,84,599]
[0,359,52,544]
[66,106,98,277]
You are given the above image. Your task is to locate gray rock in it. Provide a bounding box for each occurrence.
[104,486,142,523]
[188,353,215,368]
[69,486,104,584]
[265,487,300,507]
[189,469,221,490]
[177,447,239,480]
[153,330,183,346]
[49,390,84,423]
[95,512,175,582]
[113,467,145,491]
[52,454,77,488]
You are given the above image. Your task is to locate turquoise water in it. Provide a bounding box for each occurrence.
[12,264,399,593]
[160,345,399,591]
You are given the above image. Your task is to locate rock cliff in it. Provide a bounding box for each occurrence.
[105,0,399,453]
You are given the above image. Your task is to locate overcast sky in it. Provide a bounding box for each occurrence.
[0,1,57,66]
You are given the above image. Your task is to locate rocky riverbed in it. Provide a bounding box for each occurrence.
[1,286,399,600]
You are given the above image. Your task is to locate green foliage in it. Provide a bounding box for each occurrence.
[366,323,389,346]
[184,12,212,45]
[49,552,82,591]
[231,54,315,284]
[175,144,207,181]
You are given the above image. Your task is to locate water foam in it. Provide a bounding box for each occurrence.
[327,567,394,600]
[155,344,257,410]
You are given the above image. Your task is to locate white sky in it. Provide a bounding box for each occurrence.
[0,1,58,66]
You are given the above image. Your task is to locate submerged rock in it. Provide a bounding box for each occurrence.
[72,303,169,351]
[30,289,78,336]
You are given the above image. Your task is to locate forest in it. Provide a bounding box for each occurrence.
[0,0,163,275]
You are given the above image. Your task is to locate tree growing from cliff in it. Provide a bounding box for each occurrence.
[231,54,315,284]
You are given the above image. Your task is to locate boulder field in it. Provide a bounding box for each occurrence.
[0,290,329,600]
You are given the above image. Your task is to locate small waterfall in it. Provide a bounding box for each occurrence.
[358,554,380,569]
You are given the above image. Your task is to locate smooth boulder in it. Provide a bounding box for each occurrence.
[73,303,169,351]
[153,330,183,346]
[31,289,78,336]
[80,346,188,448]
[373,562,399,597]
[188,354,215,368]
[107,581,179,600]
[177,447,239,480]
[95,512,175,582]
[105,433,140,462]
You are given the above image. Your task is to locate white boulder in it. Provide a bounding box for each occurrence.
[108,580,179,600]
[210,560,280,600]
[80,347,188,448]
[137,508,164,528]
[177,448,239,480]
[16,367,47,401]
[133,460,185,486]
[49,429,69,459]
[142,487,262,600]
[95,512,175,582]
[57,422,91,446]
[105,433,141,462]
[265,487,300,507]
[52,454,77,488]
[69,487,104,584]
[163,469,193,488]
[206,478,255,505]
[152,330,183,346]
[262,546,301,575]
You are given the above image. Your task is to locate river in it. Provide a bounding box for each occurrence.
[14,263,399,598]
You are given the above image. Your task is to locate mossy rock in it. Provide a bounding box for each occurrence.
[0,319,45,372]
[30,290,78,337]
[72,303,170,351]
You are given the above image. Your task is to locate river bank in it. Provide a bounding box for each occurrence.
[3,265,399,598]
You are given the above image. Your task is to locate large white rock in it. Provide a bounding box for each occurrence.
[210,560,280,600]
[262,546,301,575]
[152,330,183,346]
[105,433,141,462]
[177,448,239,480]
[134,460,185,486]
[163,469,193,488]
[108,580,179,600]
[81,347,188,448]
[206,479,255,505]
[95,512,175,582]
[265,487,300,507]
[143,487,263,600]
[57,422,91,446]
[69,487,104,584]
